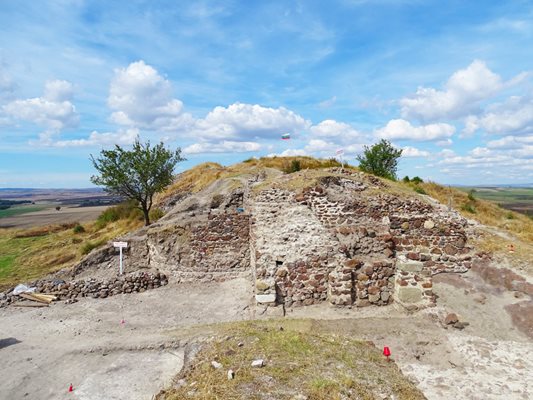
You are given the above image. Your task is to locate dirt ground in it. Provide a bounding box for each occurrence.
[0,278,254,400]
[0,206,108,229]
[1,265,532,400]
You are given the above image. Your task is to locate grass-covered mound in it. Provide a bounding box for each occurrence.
[157,320,425,400]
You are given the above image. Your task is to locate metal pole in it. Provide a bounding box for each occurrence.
[119,247,123,275]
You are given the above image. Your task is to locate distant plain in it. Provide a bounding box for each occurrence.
[455,186,533,216]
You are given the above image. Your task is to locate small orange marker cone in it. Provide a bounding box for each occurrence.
[68,384,73,392]
[383,346,391,362]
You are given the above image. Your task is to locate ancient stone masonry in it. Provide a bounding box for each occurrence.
[295,182,395,307]
[251,171,476,309]
[251,188,341,307]
[37,169,476,311]
[1,271,167,307]
[187,213,251,282]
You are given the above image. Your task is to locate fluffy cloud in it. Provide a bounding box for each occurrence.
[51,129,139,148]
[304,139,336,152]
[376,119,455,141]
[267,148,308,157]
[401,146,430,158]
[3,79,78,132]
[183,140,261,154]
[486,134,533,149]
[194,103,310,140]
[108,60,193,131]
[434,144,533,178]
[462,95,533,136]
[400,60,525,121]
[309,119,362,139]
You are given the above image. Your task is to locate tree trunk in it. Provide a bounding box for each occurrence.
[141,204,150,226]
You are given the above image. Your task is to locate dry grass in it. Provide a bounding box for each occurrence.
[157,320,424,400]
[0,218,141,291]
[420,182,533,243]
[158,157,349,205]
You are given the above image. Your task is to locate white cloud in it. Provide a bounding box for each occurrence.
[183,140,261,154]
[304,139,336,152]
[401,146,430,158]
[108,60,194,131]
[309,119,362,139]
[376,119,455,141]
[3,79,78,132]
[486,134,533,149]
[400,60,525,121]
[462,95,533,136]
[267,149,308,157]
[194,103,310,140]
[51,129,139,148]
[43,80,74,102]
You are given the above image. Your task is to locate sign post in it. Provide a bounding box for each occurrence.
[113,241,128,275]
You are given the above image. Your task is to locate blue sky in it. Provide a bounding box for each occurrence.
[0,0,532,187]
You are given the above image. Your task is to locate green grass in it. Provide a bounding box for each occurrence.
[157,320,424,400]
[0,204,49,218]
[455,187,533,215]
[0,234,50,285]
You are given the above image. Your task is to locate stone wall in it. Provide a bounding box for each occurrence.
[251,172,474,310]
[183,212,251,281]
[1,271,167,307]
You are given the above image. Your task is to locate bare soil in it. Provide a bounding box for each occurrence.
[1,265,532,400]
[0,205,108,229]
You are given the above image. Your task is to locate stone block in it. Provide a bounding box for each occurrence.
[368,293,380,303]
[397,287,422,303]
[255,279,270,292]
[255,294,276,304]
[397,261,423,272]
[423,220,435,229]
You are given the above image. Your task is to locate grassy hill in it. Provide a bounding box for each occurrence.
[1,156,532,291]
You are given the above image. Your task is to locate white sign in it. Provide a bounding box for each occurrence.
[113,242,128,275]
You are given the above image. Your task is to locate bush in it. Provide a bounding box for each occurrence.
[81,239,106,255]
[411,176,424,184]
[282,159,302,174]
[467,189,476,202]
[95,200,142,230]
[402,176,410,183]
[461,203,476,213]
[73,224,85,234]
[356,140,402,180]
[414,186,427,195]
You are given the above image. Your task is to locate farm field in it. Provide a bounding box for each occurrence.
[455,186,533,216]
[0,205,109,229]
[0,204,49,218]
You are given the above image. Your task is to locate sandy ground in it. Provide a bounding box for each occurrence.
[1,265,532,400]
[0,206,108,229]
[0,278,254,400]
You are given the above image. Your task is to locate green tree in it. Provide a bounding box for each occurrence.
[356,139,403,180]
[90,138,185,226]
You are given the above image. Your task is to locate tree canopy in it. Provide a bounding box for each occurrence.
[90,138,185,226]
[356,139,402,180]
